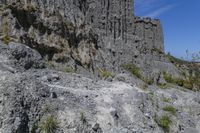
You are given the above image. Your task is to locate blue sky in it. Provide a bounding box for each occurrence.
[135,0,200,59]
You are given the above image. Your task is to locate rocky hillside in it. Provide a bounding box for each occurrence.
[0,0,200,133]
[0,42,200,133]
[0,0,180,80]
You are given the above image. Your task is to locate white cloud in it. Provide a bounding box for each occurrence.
[135,0,176,18]
[144,5,174,18]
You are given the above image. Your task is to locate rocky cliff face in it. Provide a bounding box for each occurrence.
[134,17,164,51]
[0,0,177,81]
[0,0,200,133]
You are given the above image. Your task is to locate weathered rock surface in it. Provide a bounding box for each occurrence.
[0,42,200,133]
[0,0,200,133]
[0,0,181,81]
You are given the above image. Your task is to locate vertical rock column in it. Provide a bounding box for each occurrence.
[87,0,134,42]
[134,17,164,52]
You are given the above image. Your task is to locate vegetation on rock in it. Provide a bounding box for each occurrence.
[39,115,58,133]
[122,64,142,79]
[2,35,11,45]
[166,54,200,91]
[161,95,171,103]
[0,0,199,132]
[80,112,86,123]
[158,115,171,132]
[65,67,76,73]
[2,21,11,45]
[158,83,170,89]
[163,105,176,116]
[99,68,113,78]
[163,71,194,90]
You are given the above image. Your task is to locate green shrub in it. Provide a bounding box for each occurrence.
[163,72,174,83]
[148,92,154,96]
[122,64,142,79]
[99,69,113,78]
[167,54,200,91]
[148,92,155,102]
[2,21,11,45]
[158,83,170,89]
[3,21,9,33]
[2,35,11,45]
[40,115,58,133]
[183,80,193,90]
[163,106,176,116]
[163,71,194,90]
[65,67,76,73]
[144,78,154,85]
[175,78,184,86]
[161,95,171,103]
[80,112,86,123]
[159,115,171,132]
[163,71,185,87]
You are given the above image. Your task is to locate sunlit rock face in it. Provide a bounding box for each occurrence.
[0,0,174,80]
[0,0,200,133]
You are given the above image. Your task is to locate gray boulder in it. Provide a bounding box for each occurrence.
[8,42,44,69]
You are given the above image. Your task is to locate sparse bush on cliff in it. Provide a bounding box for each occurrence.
[65,67,76,73]
[161,95,171,103]
[183,80,193,90]
[158,115,171,132]
[163,106,176,116]
[99,68,113,78]
[167,54,200,91]
[144,78,154,85]
[40,115,58,133]
[163,72,174,83]
[122,64,156,85]
[163,71,194,90]
[122,64,142,79]
[158,83,170,89]
[2,35,11,45]
[2,21,11,45]
[80,112,86,123]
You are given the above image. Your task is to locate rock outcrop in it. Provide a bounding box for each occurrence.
[0,0,200,133]
[0,42,200,133]
[134,17,164,51]
[0,0,178,81]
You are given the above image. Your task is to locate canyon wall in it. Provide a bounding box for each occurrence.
[134,17,164,51]
[0,0,177,80]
